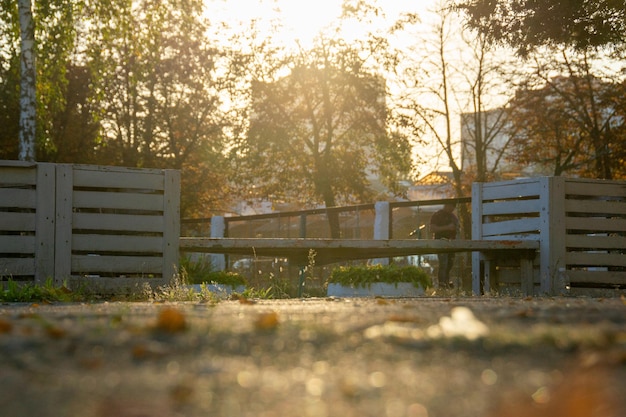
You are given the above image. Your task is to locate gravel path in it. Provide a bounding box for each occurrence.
[0,296,624,417]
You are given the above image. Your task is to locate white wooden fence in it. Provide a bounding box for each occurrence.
[472,177,626,295]
[0,161,180,292]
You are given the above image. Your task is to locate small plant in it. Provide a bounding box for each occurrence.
[179,256,246,287]
[179,255,214,284]
[328,264,431,289]
[204,271,247,287]
[0,278,81,302]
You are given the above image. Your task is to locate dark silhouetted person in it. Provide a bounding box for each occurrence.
[429,203,458,289]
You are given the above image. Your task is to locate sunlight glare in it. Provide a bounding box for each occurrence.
[206,0,344,47]
[277,0,342,44]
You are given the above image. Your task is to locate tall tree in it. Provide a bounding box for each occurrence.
[82,0,232,217]
[233,5,412,237]
[17,0,36,161]
[2,0,80,162]
[506,49,625,179]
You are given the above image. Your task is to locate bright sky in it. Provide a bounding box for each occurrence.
[206,0,433,47]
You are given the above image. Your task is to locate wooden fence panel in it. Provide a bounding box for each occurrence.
[0,161,180,291]
[473,177,625,295]
[1,162,39,280]
[560,179,626,291]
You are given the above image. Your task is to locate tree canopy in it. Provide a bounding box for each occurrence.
[456,0,626,55]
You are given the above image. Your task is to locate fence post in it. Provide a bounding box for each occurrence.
[372,201,390,265]
[539,177,566,294]
[54,164,73,283]
[211,216,226,270]
[35,163,56,283]
[162,170,180,282]
[471,183,483,295]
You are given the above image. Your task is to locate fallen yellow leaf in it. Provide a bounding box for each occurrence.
[156,307,187,333]
[254,312,279,330]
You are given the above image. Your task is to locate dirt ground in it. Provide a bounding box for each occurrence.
[0,296,624,417]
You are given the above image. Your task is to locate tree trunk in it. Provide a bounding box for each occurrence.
[18,0,36,161]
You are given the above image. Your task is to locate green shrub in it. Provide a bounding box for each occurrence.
[328,264,431,289]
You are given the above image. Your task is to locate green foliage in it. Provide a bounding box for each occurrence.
[0,278,79,302]
[328,264,431,289]
[179,256,246,286]
[204,271,247,287]
[457,0,626,55]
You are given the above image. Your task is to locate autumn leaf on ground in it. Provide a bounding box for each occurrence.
[155,307,187,333]
[45,325,67,339]
[0,317,12,333]
[254,312,279,330]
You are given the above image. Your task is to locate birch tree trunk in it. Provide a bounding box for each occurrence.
[18,0,36,161]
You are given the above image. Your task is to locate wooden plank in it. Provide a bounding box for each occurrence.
[0,165,37,185]
[541,176,566,294]
[73,213,164,233]
[0,212,36,231]
[0,258,35,276]
[72,234,164,253]
[565,252,626,267]
[481,179,541,200]
[471,183,483,295]
[35,163,56,283]
[73,190,164,211]
[481,199,541,216]
[564,199,626,215]
[67,276,169,293]
[55,164,74,279]
[565,234,626,250]
[520,257,535,295]
[179,238,539,266]
[0,188,37,208]
[564,180,626,197]
[73,166,165,190]
[71,255,163,274]
[566,270,626,286]
[482,234,540,241]
[481,217,541,237]
[162,170,180,281]
[0,236,35,253]
[0,160,36,168]
[565,217,626,233]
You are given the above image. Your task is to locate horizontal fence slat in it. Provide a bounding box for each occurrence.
[73,190,164,211]
[482,218,541,237]
[73,213,164,233]
[481,199,541,216]
[565,217,626,233]
[564,199,626,215]
[0,188,37,208]
[73,167,165,190]
[566,234,626,250]
[0,258,35,276]
[482,234,540,241]
[566,270,626,286]
[0,235,35,253]
[0,166,37,185]
[481,179,541,200]
[565,252,626,267]
[565,180,626,197]
[72,234,164,253]
[0,212,36,231]
[71,255,163,274]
